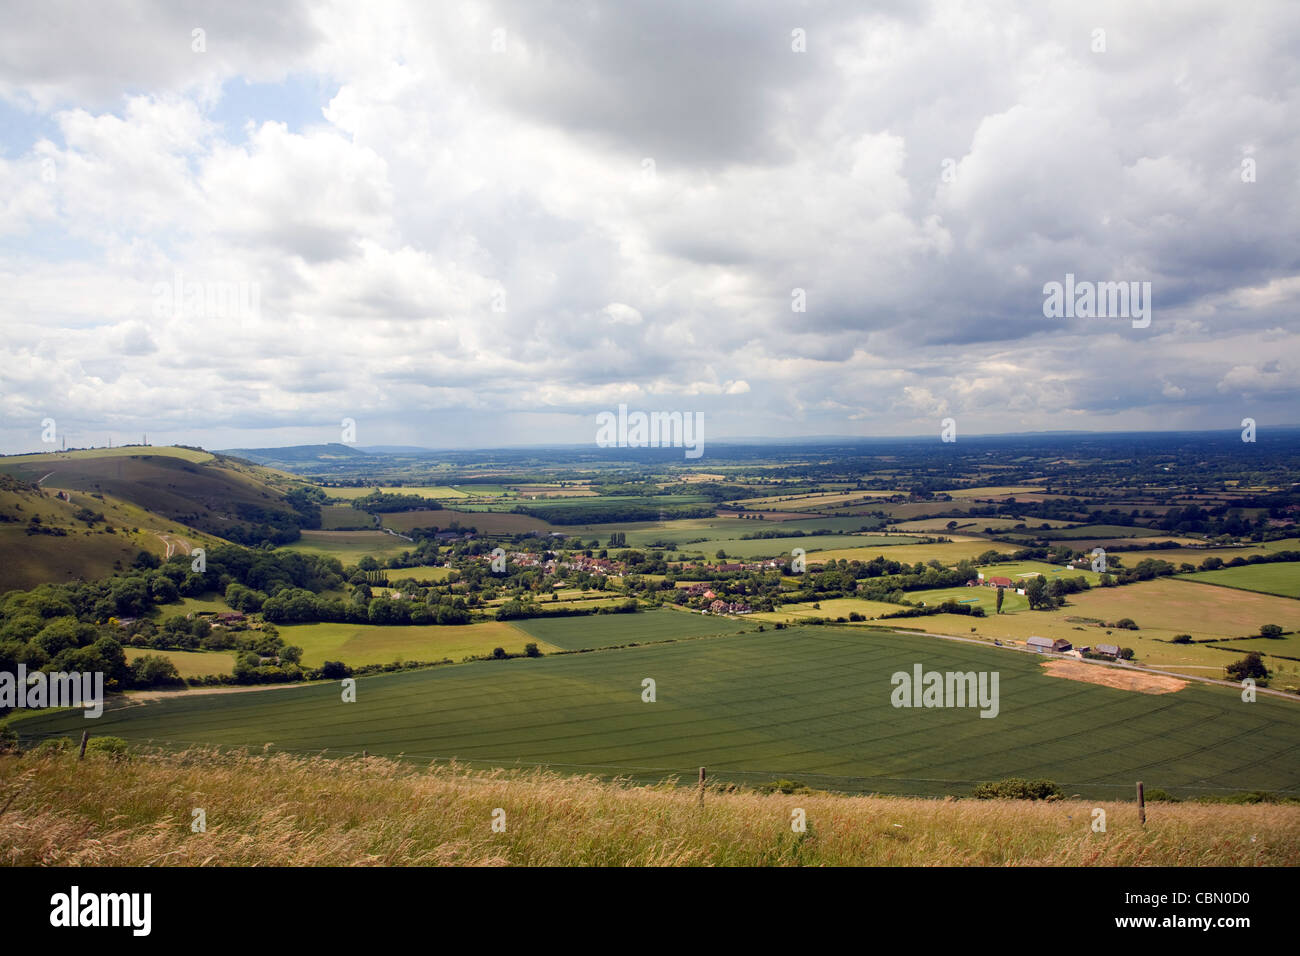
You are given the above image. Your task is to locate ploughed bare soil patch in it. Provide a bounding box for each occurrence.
[1041,659,1187,695]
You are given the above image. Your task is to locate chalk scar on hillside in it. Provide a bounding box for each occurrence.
[1041,660,1187,695]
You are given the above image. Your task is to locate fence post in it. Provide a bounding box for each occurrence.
[78,730,89,760]
[698,767,706,807]
[1136,781,1145,826]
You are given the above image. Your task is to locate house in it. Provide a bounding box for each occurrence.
[1026,636,1072,653]
[217,611,245,624]
[985,576,1014,589]
[1095,644,1121,658]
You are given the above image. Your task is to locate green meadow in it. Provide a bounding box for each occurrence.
[1183,562,1300,600]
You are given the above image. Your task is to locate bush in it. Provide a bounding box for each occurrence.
[83,736,129,760]
[1114,618,1139,630]
[1144,788,1180,803]
[29,736,74,757]
[1171,634,1193,644]
[973,778,1062,800]
[318,660,352,680]
[1226,652,1268,681]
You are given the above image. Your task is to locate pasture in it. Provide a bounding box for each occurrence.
[810,539,1019,566]
[749,598,906,625]
[1183,562,1300,599]
[679,533,919,560]
[15,627,1300,799]
[125,648,235,679]
[387,566,454,584]
[278,531,414,562]
[978,560,1105,587]
[1116,538,1300,567]
[911,585,1029,615]
[381,510,552,534]
[318,504,375,530]
[510,607,757,651]
[276,620,553,666]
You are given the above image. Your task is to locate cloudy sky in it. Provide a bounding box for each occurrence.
[0,0,1297,454]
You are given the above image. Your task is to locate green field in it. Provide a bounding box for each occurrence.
[1183,562,1300,599]
[318,504,376,530]
[125,648,236,678]
[911,585,1029,614]
[324,485,472,500]
[678,533,920,560]
[511,608,756,650]
[978,561,1105,587]
[387,565,454,584]
[16,627,1300,798]
[275,620,550,666]
[1017,524,1164,540]
[1206,632,1300,660]
[278,530,413,561]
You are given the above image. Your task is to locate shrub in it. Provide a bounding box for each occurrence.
[1171,634,1193,644]
[1114,618,1139,630]
[84,736,129,760]
[29,736,74,757]
[973,778,1062,800]
[318,660,352,680]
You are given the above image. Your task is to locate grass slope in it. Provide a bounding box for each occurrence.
[2,750,1296,865]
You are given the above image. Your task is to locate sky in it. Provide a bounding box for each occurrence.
[0,0,1297,454]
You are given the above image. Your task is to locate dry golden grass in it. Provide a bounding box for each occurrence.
[1,750,1296,866]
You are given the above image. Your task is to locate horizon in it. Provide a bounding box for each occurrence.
[4,422,1300,459]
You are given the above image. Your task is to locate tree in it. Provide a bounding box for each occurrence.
[1226,652,1268,681]
[995,586,1005,614]
[524,642,540,658]
[1025,576,1051,610]
[1259,624,1283,639]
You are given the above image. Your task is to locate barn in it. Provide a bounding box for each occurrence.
[1026,636,1072,653]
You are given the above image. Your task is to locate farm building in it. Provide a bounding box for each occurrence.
[1094,644,1121,658]
[1026,636,1072,653]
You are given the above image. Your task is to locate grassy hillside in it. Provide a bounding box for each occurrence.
[1,749,1295,865]
[0,471,222,592]
[13,626,1300,799]
[0,446,319,547]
